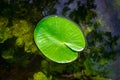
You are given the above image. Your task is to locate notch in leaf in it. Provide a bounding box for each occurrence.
[34,16,86,63]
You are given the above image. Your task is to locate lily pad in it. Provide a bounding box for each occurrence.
[34,16,86,63]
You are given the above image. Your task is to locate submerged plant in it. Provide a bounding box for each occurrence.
[34,16,86,63]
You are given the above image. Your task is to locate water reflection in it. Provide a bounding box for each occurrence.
[95,0,120,79]
[55,0,78,16]
[95,0,120,36]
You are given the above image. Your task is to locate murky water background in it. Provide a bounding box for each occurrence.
[0,0,120,80]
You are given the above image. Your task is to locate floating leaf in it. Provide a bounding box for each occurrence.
[34,16,86,63]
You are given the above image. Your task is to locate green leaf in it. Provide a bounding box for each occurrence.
[34,16,86,63]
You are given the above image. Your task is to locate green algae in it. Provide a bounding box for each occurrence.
[0,17,12,43]
[0,17,38,53]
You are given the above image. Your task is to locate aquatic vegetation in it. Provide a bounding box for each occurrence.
[34,16,86,63]
[0,17,12,43]
[0,17,38,53]
[11,20,38,53]
[33,72,49,80]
